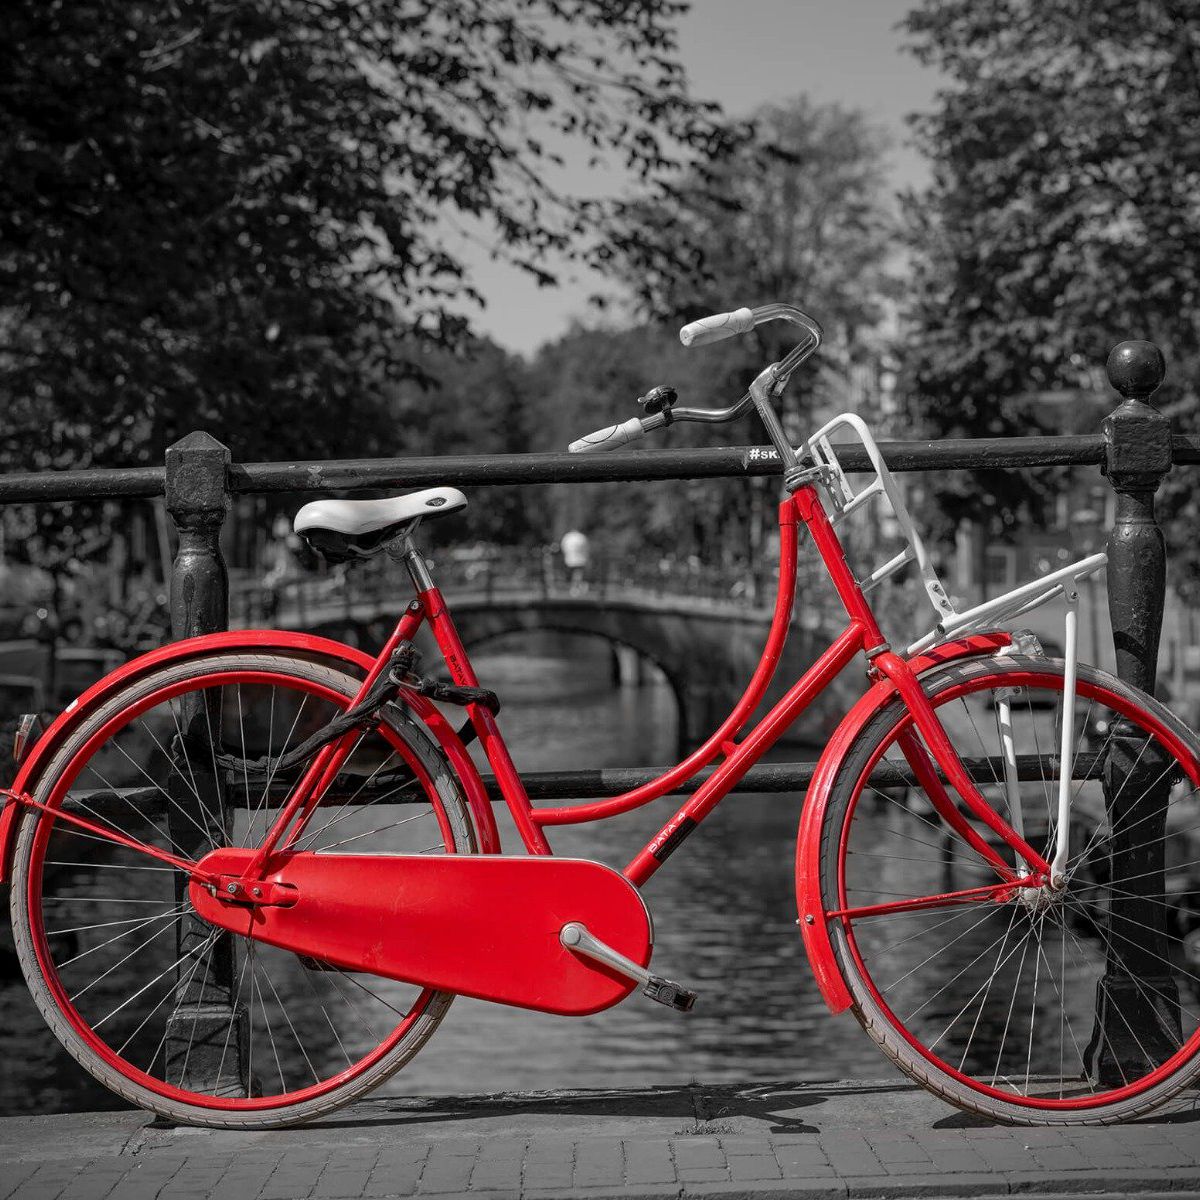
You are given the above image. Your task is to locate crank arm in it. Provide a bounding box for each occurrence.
[560,922,696,1011]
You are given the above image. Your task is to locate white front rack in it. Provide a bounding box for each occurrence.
[798,413,1108,656]
[802,412,1108,882]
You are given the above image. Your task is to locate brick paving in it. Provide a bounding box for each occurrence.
[2,1081,1199,1199]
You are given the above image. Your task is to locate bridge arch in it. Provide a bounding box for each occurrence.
[258,583,859,759]
[449,614,687,751]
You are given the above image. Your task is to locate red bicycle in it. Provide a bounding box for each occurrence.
[4,303,1200,1128]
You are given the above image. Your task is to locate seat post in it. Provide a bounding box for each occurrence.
[397,527,436,593]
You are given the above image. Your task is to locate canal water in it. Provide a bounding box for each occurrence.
[0,634,888,1114]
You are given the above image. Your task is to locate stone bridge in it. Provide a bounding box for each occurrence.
[237,565,860,754]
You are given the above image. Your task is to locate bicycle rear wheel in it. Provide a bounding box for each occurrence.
[11,652,476,1128]
[818,654,1200,1124]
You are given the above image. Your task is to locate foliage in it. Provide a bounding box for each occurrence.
[627,98,897,336]
[0,0,740,635]
[618,96,899,428]
[900,0,1200,553]
[387,337,535,546]
[0,0,735,474]
[538,96,899,571]
[524,322,755,563]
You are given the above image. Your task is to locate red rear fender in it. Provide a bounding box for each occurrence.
[795,632,1012,1013]
[0,631,500,883]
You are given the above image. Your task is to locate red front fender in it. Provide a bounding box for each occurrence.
[0,631,500,883]
[795,632,1012,1013]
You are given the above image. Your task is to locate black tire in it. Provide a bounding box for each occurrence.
[818,654,1200,1124]
[11,652,477,1129]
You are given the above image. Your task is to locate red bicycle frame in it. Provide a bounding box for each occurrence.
[240,485,1053,890]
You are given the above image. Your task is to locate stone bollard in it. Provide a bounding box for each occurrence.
[161,431,248,1096]
[1085,341,1181,1083]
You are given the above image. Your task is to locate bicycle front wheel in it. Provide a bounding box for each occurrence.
[11,652,477,1128]
[818,654,1200,1124]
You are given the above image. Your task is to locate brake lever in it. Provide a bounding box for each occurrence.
[637,385,677,419]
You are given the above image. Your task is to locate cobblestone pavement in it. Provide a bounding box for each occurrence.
[2,1080,1199,1200]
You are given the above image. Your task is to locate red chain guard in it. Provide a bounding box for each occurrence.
[189,849,652,1016]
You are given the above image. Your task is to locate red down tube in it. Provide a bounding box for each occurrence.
[190,849,653,1016]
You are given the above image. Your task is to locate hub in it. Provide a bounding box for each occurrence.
[1017,873,1066,911]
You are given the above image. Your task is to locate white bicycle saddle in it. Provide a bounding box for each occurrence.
[294,487,467,561]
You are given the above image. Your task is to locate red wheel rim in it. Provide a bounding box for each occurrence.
[25,667,456,1112]
[836,667,1200,1111]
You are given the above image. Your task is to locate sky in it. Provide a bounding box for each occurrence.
[463,0,943,355]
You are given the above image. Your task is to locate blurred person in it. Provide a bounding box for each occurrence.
[561,528,589,595]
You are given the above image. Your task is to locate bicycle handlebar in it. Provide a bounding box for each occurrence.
[568,417,647,456]
[678,307,755,347]
[566,301,823,454]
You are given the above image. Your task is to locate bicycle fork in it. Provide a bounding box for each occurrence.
[872,650,1055,885]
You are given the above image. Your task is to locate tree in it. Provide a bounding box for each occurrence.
[387,336,535,546]
[628,98,896,344]
[900,0,1200,550]
[0,0,741,655]
[566,96,898,577]
[0,0,736,475]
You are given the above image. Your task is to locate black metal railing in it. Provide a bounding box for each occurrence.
[0,338,1186,1086]
[0,340,1182,845]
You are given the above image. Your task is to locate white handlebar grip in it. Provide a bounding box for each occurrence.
[678,306,755,347]
[568,417,646,455]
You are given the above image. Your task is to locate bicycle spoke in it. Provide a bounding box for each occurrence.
[58,902,188,968]
[902,911,1033,1028]
[955,902,1021,1072]
[244,693,308,849]
[67,760,193,864]
[175,945,217,1086]
[92,933,217,1033]
[123,934,214,1061]
[69,912,186,1003]
[257,954,320,1086]
[108,737,217,853]
[249,943,287,1095]
[311,810,435,854]
[294,735,403,850]
[21,661,466,1115]
[136,713,221,841]
[990,913,1036,1088]
[876,901,1001,994]
[834,662,1200,1113]
[216,941,254,1089]
[297,961,355,1072]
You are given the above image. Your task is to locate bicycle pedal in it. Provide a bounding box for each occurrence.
[560,921,696,1012]
[642,975,697,1012]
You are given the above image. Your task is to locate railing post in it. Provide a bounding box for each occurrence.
[1086,340,1181,1082]
[162,431,246,1095]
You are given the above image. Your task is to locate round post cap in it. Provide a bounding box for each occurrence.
[1106,341,1165,400]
